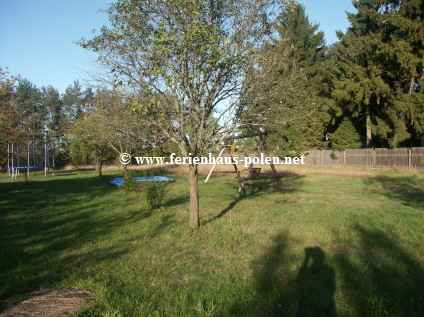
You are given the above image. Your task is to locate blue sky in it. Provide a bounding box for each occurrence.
[0,0,356,94]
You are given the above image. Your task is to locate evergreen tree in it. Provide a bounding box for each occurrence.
[41,86,63,133]
[385,0,424,146]
[62,81,93,124]
[14,78,43,141]
[332,0,423,147]
[330,119,362,150]
[242,3,331,155]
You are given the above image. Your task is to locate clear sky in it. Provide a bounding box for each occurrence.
[0,0,356,95]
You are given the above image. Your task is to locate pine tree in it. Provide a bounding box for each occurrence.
[242,3,331,155]
[62,81,93,124]
[41,86,62,131]
[14,79,43,141]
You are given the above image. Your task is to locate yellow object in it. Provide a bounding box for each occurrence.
[230,142,236,153]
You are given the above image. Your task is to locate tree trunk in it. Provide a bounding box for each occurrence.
[97,161,103,177]
[366,106,372,147]
[188,163,200,228]
[123,163,128,179]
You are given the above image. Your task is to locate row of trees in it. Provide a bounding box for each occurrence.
[243,0,423,155]
[0,68,171,176]
[0,69,101,168]
[0,71,93,145]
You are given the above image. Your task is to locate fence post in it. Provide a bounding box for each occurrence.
[343,150,346,165]
[408,148,412,168]
[373,148,376,167]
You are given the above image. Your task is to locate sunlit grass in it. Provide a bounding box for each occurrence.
[0,168,423,316]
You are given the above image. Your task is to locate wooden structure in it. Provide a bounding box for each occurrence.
[304,147,424,169]
[205,132,283,192]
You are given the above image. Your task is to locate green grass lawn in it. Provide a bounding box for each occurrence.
[0,168,423,316]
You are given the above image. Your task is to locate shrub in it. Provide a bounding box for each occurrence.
[142,181,169,210]
[122,171,170,209]
[122,172,141,192]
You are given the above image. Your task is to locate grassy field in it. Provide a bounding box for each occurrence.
[0,167,423,316]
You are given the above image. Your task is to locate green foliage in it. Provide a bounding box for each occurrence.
[142,181,169,210]
[62,80,93,124]
[67,115,116,168]
[0,68,20,151]
[140,171,170,210]
[330,151,338,160]
[122,173,141,192]
[122,171,170,209]
[67,138,92,166]
[330,119,362,151]
[80,0,292,157]
[242,3,331,153]
[332,0,424,147]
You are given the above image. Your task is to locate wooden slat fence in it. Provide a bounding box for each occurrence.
[303,147,424,168]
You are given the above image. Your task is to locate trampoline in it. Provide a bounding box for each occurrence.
[110,176,174,186]
[7,141,56,179]
[8,166,44,170]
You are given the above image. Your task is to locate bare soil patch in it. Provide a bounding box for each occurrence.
[0,288,93,317]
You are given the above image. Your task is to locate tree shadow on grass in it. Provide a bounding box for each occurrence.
[332,224,424,316]
[149,214,175,238]
[0,175,152,307]
[230,233,337,316]
[203,172,304,224]
[164,195,190,208]
[366,175,424,210]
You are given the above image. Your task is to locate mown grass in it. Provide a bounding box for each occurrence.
[0,168,423,316]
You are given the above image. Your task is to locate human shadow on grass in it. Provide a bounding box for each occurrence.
[294,247,337,317]
[204,172,304,224]
[331,224,424,316]
[0,175,152,307]
[366,175,424,210]
[230,233,337,316]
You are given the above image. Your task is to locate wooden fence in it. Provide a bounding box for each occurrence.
[303,147,424,168]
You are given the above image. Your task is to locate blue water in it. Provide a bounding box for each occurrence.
[110,176,174,186]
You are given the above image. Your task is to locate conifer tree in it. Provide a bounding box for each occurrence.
[242,3,331,155]
[332,0,423,147]
[385,0,424,146]
[14,79,43,141]
[330,119,362,151]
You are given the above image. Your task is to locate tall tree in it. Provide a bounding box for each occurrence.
[242,3,331,155]
[0,68,20,167]
[332,0,423,147]
[73,88,157,178]
[80,0,291,228]
[14,78,43,141]
[41,85,63,139]
[384,0,424,146]
[67,118,115,177]
[62,81,94,125]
